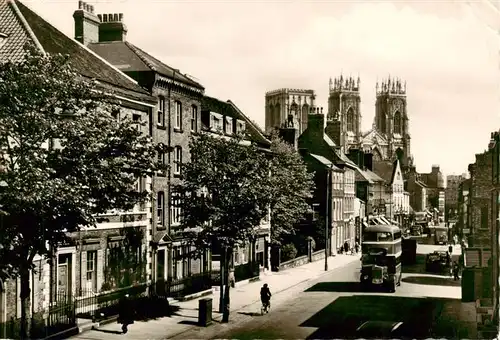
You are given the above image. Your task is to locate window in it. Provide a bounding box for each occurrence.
[191,105,198,132]
[157,97,165,126]
[174,146,182,175]
[393,111,402,134]
[346,107,354,132]
[236,120,245,134]
[175,101,182,129]
[170,192,181,225]
[133,114,141,131]
[481,206,488,229]
[225,117,233,134]
[86,251,97,291]
[312,203,320,221]
[211,113,222,131]
[157,192,164,226]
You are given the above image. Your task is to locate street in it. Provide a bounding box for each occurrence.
[173,241,471,340]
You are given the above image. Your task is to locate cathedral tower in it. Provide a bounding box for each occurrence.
[265,88,316,134]
[326,75,361,153]
[374,76,411,167]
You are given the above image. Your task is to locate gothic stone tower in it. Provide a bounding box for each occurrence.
[265,88,316,134]
[375,76,411,167]
[326,75,361,153]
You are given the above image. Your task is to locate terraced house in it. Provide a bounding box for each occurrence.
[72,2,208,285]
[0,0,156,336]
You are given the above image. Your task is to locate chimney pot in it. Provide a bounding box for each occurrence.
[85,4,90,12]
[90,5,94,14]
[316,107,319,114]
[119,13,124,21]
[97,14,102,21]
[113,13,119,21]
[108,13,113,21]
[321,107,323,114]
[78,0,83,9]
[103,14,108,22]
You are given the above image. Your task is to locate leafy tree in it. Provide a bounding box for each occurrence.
[267,130,315,244]
[0,47,163,338]
[176,133,272,323]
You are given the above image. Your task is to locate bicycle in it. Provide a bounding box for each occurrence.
[261,300,270,315]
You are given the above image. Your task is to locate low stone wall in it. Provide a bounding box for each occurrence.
[311,250,326,262]
[279,255,309,271]
[278,249,326,271]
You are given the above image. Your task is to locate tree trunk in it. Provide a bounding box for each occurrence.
[19,267,31,340]
[222,247,232,323]
[218,248,225,313]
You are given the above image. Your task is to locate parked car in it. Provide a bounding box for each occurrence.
[425,251,449,273]
[356,320,408,338]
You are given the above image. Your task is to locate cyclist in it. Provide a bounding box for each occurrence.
[260,283,272,313]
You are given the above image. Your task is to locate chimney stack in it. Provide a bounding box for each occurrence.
[73,1,101,45]
[98,12,128,42]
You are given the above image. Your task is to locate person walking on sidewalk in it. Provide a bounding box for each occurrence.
[448,244,453,255]
[260,283,272,313]
[343,241,349,254]
[453,261,460,281]
[118,294,135,334]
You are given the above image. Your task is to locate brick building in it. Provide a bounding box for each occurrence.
[297,108,358,251]
[456,178,471,240]
[0,0,156,332]
[72,1,208,282]
[445,173,467,220]
[419,165,446,216]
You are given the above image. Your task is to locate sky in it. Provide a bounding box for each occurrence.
[21,0,500,177]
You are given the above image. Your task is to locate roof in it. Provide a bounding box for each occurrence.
[201,95,271,146]
[355,168,373,183]
[364,169,385,183]
[310,154,341,170]
[0,0,154,103]
[335,149,358,169]
[373,160,397,184]
[89,41,204,91]
[364,224,401,234]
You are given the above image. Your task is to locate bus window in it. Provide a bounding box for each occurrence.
[393,231,401,240]
[363,232,394,242]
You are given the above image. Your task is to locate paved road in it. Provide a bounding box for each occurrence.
[173,252,467,340]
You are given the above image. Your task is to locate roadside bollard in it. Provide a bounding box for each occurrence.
[198,298,212,327]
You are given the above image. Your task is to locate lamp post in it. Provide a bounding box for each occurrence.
[325,166,332,272]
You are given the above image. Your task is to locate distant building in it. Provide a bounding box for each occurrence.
[419,165,446,215]
[265,88,316,135]
[445,174,467,219]
[405,166,428,212]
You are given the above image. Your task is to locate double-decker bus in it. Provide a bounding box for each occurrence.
[434,226,448,245]
[360,224,402,292]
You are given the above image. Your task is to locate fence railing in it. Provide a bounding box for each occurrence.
[154,271,212,299]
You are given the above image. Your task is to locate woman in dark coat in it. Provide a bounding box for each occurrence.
[118,294,134,334]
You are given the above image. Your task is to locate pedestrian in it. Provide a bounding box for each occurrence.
[118,293,134,334]
[448,244,453,255]
[343,241,349,254]
[355,241,360,254]
[453,261,460,280]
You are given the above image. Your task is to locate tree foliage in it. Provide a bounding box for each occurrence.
[177,133,272,250]
[0,47,163,337]
[267,130,315,244]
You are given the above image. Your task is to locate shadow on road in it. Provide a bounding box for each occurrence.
[402,276,461,287]
[305,281,395,293]
[93,329,123,334]
[178,320,200,326]
[403,254,459,276]
[237,311,263,317]
[300,295,459,339]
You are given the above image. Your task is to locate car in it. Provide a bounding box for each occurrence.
[355,320,407,338]
[425,251,449,272]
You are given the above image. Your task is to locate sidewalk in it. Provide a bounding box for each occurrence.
[70,254,360,340]
[432,299,477,339]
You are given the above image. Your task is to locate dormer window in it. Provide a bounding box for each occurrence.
[210,112,223,132]
[225,116,233,135]
[236,120,245,134]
